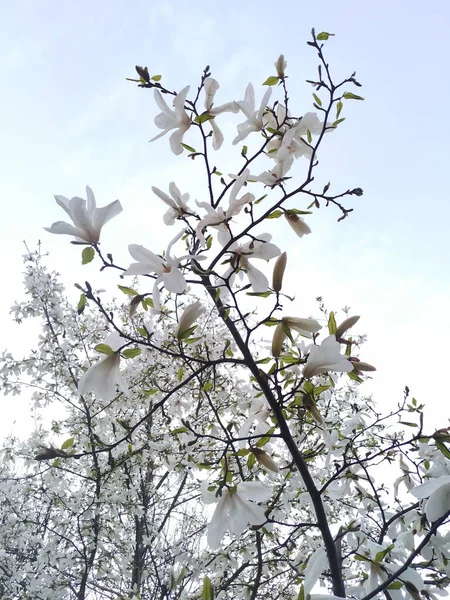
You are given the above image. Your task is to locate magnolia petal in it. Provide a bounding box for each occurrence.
[245,262,269,292]
[86,185,96,214]
[169,125,189,155]
[410,476,450,499]
[92,200,123,231]
[128,244,165,272]
[304,547,327,595]
[44,221,87,239]
[163,268,186,294]
[207,495,230,550]
[425,483,450,522]
[238,481,272,502]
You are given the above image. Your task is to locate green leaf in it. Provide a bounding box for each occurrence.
[332,118,346,127]
[348,370,363,383]
[118,285,138,296]
[77,293,87,315]
[195,113,215,124]
[242,145,248,155]
[180,143,196,153]
[143,388,158,396]
[303,381,314,396]
[202,381,213,393]
[171,427,189,435]
[256,427,276,447]
[246,291,272,298]
[398,421,418,428]
[317,32,335,41]
[122,347,141,359]
[94,344,114,356]
[61,437,74,450]
[435,439,450,460]
[151,74,162,81]
[312,93,322,107]
[336,101,343,118]
[314,384,331,396]
[328,311,337,335]
[263,76,279,86]
[297,584,305,600]
[213,170,222,176]
[177,367,183,382]
[306,129,312,144]
[247,453,256,469]
[264,318,280,327]
[137,327,148,337]
[267,210,284,219]
[387,582,404,590]
[82,247,95,265]
[374,544,394,564]
[343,92,365,101]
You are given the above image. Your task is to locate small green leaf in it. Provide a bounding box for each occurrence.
[328,311,337,335]
[267,209,284,219]
[180,143,196,153]
[213,170,222,176]
[263,76,279,86]
[336,101,343,118]
[343,92,365,101]
[61,437,74,450]
[143,388,158,396]
[195,113,215,124]
[177,367,183,382]
[82,247,95,265]
[332,118,346,127]
[246,291,272,298]
[118,285,138,296]
[398,421,418,428]
[77,293,87,315]
[202,381,213,393]
[306,129,312,144]
[247,453,256,469]
[256,427,276,448]
[171,427,189,435]
[435,439,450,460]
[387,582,404,590]
[122,347,141,359]
[374,543,394,564]
[312,93,322,107]
[348,370,363,383]
[297,584,305,600]
[137,327,148,337]
[317,32,335,41]
[201,576,214,600]
[242,145,248,155]
[151,74,162,82]
[94,344,114,356]
[314,384,331,396]
[264,318,279,327]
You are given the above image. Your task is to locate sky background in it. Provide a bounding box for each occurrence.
[1,0,449,436]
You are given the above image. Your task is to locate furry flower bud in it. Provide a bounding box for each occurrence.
[272,252,287,292]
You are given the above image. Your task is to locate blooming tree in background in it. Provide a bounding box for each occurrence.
[1,30,449,600]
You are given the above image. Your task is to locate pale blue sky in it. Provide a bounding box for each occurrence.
[1,0,449,432]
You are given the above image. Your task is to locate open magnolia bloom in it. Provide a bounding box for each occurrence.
[195,169,255,246]
[233,83,272,145]
[410,476,450,522]
[44,186,123,244]
[220,233,280,293]
[150,86,191,155]
[302,335,353,379]
[203,77,240,150]
[284,211,312,237]
[78,332,129,401]
[202,480,272,549]
[123,231,198,309]
[151,182,192,225]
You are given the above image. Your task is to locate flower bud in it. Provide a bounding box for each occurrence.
[336,315,360,338]
[350,360,376,372]
[271,323,287,357]
[302,393,324,424]
[252,448,279,473]
[282,317,321,337]
[274,54,287,79]
[272,252,287,292]
[284,211,312,238]
[129,294,145,318]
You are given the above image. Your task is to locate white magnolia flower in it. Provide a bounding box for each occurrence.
[285,211,312,238]
[78,332,129,401]
[274,54,287,79]
[233,83,272,144]
[175,300,205,340]
[410,476,450,522]
[150,86,191,155]
[302,335,353,379]
[151,183,192,226]
[256,155,294,187]
[221,233,280,293]
[203,77,239,150]
[203,480,272,549]
[124,231,189,309]
[44,186,122,244]
[195,169,255,245]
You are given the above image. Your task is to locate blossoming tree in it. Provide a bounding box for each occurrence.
[1,30,449,600]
